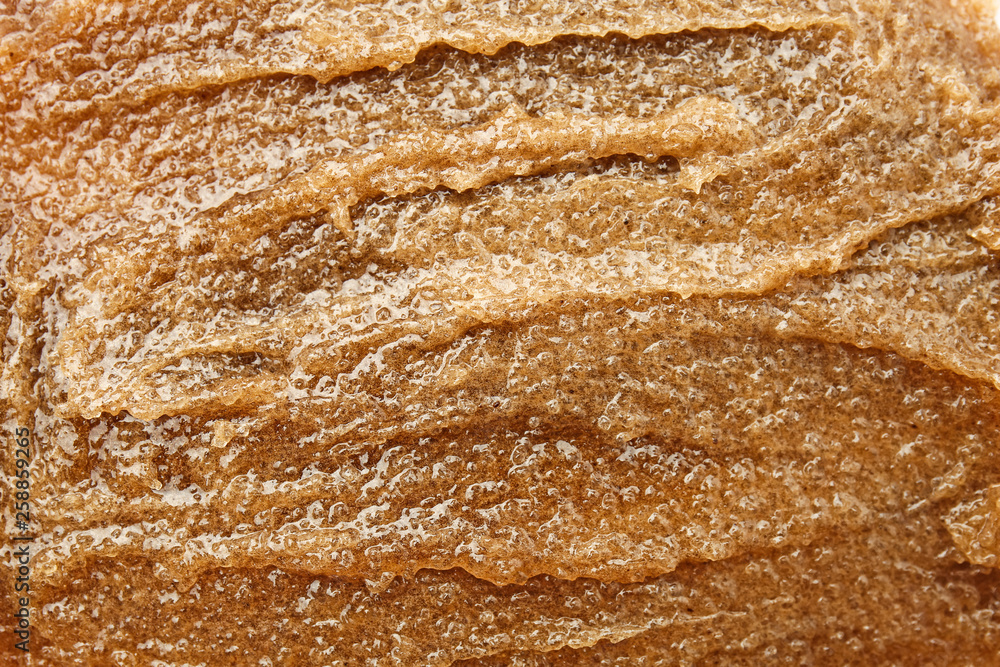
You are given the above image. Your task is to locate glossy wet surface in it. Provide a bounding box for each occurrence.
[2,0,1000,664]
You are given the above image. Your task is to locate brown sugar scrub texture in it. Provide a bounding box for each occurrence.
[3,0,1000,663]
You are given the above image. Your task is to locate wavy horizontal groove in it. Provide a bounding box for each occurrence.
[54,206,1000,421]
[30,551,751,664]
[0,0,853,122]
[45,20,1000,420]
[458,586,983,667]
[207,95,1000,267]
[32,325,1000,590]
[206,96,757,254]
[766,212,1000,388]
[32,518,1000,665]
[4,23,855,300]
[19,428,890,588]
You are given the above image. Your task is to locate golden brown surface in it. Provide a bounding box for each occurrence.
[2,0,1000,664]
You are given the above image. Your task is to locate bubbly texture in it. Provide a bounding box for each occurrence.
[2,0,1000,664]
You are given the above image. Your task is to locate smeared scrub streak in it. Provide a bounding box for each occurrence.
[28,518,1000,665]
[4,0,1000,665]
[0,0,850,122]
[28,332,1000,589]
[205,96,759,251]
[54,207,1000,421]
[43,9,1000,420]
